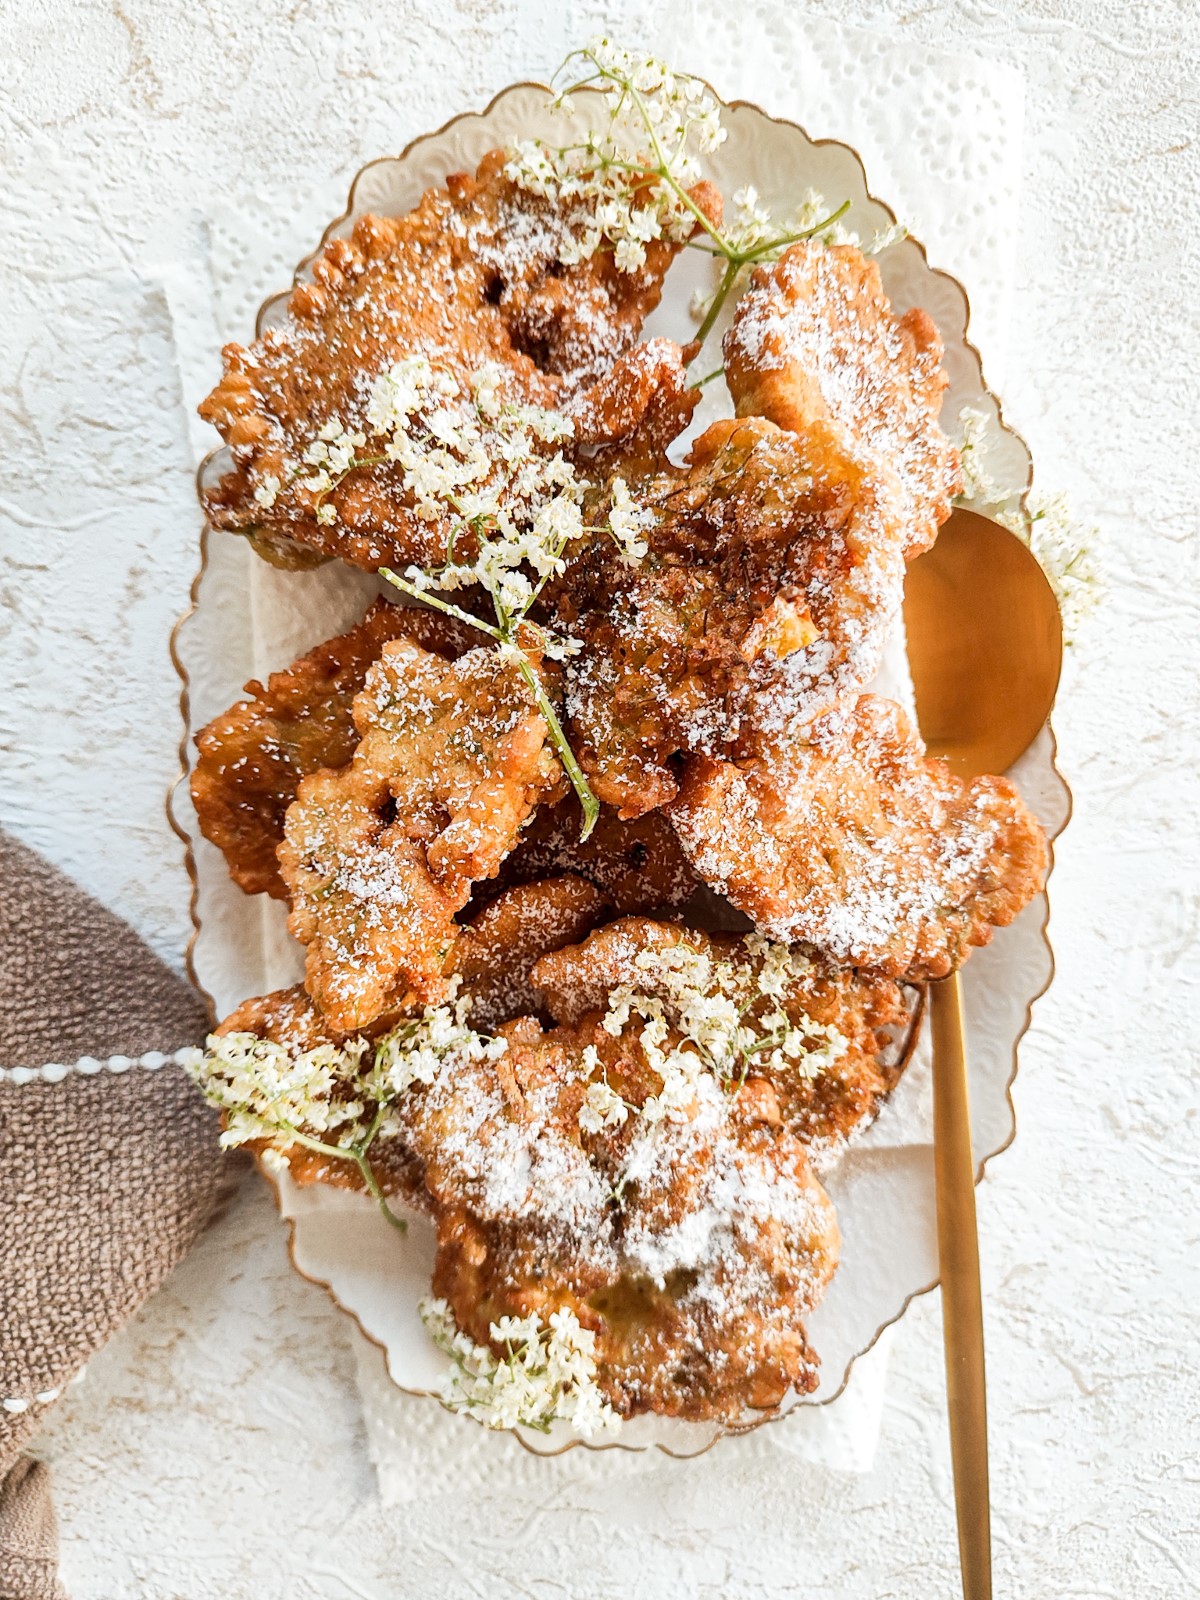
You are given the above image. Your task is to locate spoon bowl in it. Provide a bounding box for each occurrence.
[903,505,1063,780]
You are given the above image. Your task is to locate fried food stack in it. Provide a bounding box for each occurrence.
[191,156,1048,1426]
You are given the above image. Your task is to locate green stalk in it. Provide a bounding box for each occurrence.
[507,646,600,840]
[282,1125,408,1234]
[349,1148,408,1233]
[694,258,740,345]
[739,199,853,262]
[379,567,504,642]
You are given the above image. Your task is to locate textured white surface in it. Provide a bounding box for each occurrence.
[1,1,1198,1597]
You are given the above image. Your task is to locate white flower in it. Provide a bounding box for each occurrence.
[592,933,847,1130]
[626,206,660,243]
[253,473,280,510]
[607,476,652,564]
[866,221,908,255]
[335,360,592,640]
[613,236,646,274]
[505,38,731,271]
[955,407,1005,507]
[579,1077,630,1133]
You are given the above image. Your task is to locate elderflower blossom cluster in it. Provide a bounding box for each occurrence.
[577,1044,631,1134]
[373,986,509,1098]
[296,356,650,636]
[722,185,905,261]
[504,38,727,274]
[578,933,847,1131]
[420,1297,621,1436]
[253,472,281,511]
[183,1031,376,1151]
[183,982,507,1160]
[956,407,1103,639]
[608,476,653,565]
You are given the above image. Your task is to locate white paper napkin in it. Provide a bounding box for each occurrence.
[159,6,1023,1503]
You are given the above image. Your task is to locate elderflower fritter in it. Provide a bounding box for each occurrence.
[419,1297,621,1436]
[287,302,659,836]
[956,406,1104,638]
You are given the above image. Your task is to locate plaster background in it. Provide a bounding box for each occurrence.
[0,1,1196,1595]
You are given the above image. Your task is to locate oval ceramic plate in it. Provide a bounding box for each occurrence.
[171,80,1071,1457]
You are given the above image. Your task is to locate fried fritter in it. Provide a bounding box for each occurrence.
[399,1010,839,1421]
[724,241,961,558]
[278,638,565,1032]
[556,415,908,815]
[451,874,612,1029]
[200,151,718,572]
[669,695,1048,981]
[530,916,910,1161]
[191,599,477,899]
[484,794,700,915]
[565,335,701,480]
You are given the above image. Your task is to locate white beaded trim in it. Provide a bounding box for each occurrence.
[2,1367,88,1414]
[0,1046,198,1086]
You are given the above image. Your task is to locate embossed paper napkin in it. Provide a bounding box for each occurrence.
[159,7,1024,1501]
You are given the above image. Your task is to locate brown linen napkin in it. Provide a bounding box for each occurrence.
[0,829,226,1599]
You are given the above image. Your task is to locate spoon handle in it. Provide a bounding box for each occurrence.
[931,972,992,1600]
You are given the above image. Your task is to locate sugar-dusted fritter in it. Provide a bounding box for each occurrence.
[556,414,909,815]
[485,794,700,915]
[200,150,718,572]
[451,874,612,1029]
[213,971,839,1420]
[400,1010,839,1422]
[279,638,566,1032]
[669,695,1048,981]
[191,599,478,899]
[724,241,961,558]
[530,916,910,1162]
[566,335,700,481]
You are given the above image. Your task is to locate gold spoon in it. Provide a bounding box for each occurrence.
[902,505,1063,1600]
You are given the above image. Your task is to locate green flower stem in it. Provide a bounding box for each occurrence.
[741,200,852,259]
[379,567,504,642]
[281,1125,408,1234]
[381,565,601,840]
[691,201,855,347]
[694,258,740,345]
[349,1147,408,1233]
[507,645,601,841]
